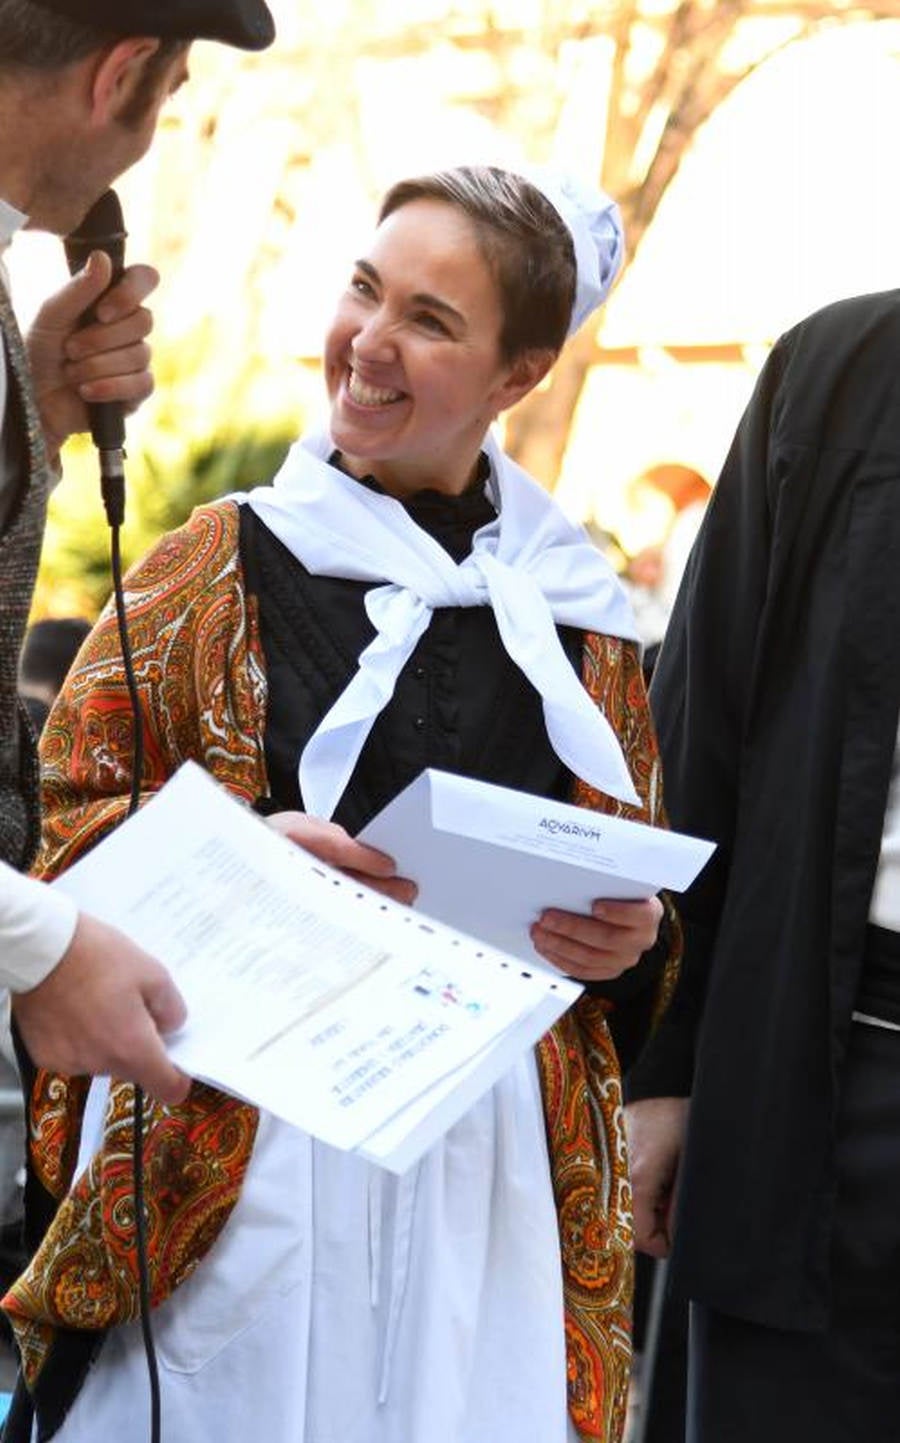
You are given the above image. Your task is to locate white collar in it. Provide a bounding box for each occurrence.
[239,430,640,819]
[0,196,28,257]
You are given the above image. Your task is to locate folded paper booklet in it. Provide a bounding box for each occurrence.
[359,769,715,963]
[52,763,581,1174]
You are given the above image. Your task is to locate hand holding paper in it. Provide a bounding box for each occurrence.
[359,769,715,964]
[52,764,581,1173]
[264,810,418,905]
[530,893,665,981]
[50,764,712,1173]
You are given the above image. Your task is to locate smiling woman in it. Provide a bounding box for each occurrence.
[326,200,526,497]
[323,178,567,498]
[7,164,679,1443]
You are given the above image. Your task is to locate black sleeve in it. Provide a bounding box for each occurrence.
[626,337,791,1098]
[588,906,672,1074]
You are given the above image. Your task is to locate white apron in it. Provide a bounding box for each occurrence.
[49,1054,577,1443]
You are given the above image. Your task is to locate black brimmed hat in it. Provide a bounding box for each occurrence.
[30,0,276,50]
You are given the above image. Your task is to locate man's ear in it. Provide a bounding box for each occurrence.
[87,37,161,125]
[490,348,557,418]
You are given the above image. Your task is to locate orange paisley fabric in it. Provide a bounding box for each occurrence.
[4,502,679,1443]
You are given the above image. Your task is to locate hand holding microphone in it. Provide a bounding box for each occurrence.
[25,189,158,502]
[17,197,191,1104]
[63,189,128,460]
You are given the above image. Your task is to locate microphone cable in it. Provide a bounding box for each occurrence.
[107,509,160,1443]
[65,190,162,1443]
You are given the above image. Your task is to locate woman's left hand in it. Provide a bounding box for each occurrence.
[530,895,664,982]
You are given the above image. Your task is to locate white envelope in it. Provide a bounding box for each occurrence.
[359,769,715,963]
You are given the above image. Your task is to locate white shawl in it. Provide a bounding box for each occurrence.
[239,430,640,819]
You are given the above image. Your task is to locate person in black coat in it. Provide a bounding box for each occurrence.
[625,289,900,1442]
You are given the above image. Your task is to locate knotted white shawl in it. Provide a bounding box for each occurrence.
[239,430,640,819]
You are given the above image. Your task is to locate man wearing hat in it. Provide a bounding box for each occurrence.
[0,0,275,1104]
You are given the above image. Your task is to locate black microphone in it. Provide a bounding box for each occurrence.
[63,188,128,525]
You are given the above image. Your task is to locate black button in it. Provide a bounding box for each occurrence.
[413,665,426,680]
[413,716,426,731]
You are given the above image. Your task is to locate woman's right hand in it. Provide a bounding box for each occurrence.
[266,811,418,906]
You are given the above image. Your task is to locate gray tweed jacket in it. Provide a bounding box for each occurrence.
[0,279,50,871]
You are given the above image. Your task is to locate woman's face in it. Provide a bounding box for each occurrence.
[324,198,542,498]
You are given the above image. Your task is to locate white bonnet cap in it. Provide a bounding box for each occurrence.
[519,165,625,336]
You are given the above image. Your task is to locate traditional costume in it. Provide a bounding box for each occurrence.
[3,169,679,1443]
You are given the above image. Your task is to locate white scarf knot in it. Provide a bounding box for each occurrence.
[239,430,640,819]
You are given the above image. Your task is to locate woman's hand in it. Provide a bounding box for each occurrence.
[530,895,663,981]
[266,811,418,906]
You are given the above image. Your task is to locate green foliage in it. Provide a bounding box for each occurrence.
[135,428,294,538]
[34,423,294,620]
[33,294,306,621]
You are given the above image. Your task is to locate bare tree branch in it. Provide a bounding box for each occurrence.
[506,0,893,483]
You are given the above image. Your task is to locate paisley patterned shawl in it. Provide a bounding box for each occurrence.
[4,501,680,1443]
